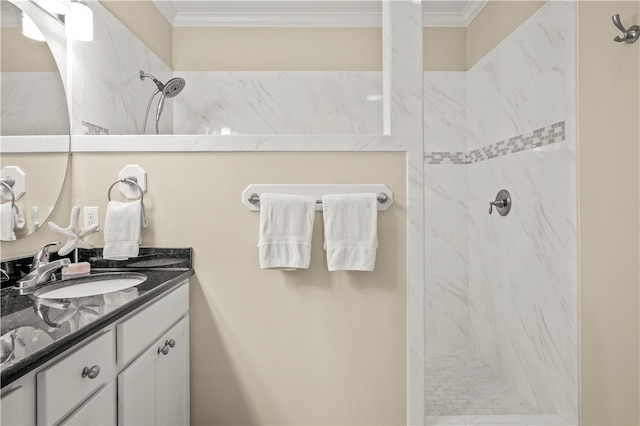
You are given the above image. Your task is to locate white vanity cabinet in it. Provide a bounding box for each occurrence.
[1,279,190,426]
[118,316,190,426]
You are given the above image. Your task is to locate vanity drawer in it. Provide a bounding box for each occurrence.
[37,330,115,426]
[117,281,189,366]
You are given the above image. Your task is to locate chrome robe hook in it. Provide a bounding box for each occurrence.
[612,14,639,44]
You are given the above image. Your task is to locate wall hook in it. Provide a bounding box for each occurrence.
[612,14,639,44]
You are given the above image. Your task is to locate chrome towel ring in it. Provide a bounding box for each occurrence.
[107,177,144,202]
[0,177,16,207]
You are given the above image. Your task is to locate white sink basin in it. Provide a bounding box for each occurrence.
[33,273,147,299]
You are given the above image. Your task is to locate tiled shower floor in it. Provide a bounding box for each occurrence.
[425,348,540,417]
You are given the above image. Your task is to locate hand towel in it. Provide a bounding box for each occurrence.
[258,193,316,270]
[103,200,145,260]
[0,203,24,241]
[322,193,378,271]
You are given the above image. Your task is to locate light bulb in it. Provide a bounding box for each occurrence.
[65,0,93,41]
[22,13,46,42]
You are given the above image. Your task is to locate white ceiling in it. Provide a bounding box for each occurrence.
[152,1,488,28]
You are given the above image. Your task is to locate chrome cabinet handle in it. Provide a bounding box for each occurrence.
[158,344,169,355]
[81,365,100,379]
[166,339,176,348]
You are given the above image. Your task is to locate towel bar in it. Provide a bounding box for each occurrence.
[247,193,389,205]
[241,184,394,212]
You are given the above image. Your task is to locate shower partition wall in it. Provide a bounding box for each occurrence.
[424,2,578,425]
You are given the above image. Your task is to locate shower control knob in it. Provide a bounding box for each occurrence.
[489,190,512,216]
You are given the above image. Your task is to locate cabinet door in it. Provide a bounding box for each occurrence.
[1,376,36,426]
[156,316,190,426]
[62,382,116,426]
[118,347,157,425]
[118,315,189,426]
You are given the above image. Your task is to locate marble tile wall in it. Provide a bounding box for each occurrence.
[72,1,173,135]
[424,1,577,423]
[467,2,577,422]
[173,71,383,135]
[1,72,68,135]
[424,72,469,350]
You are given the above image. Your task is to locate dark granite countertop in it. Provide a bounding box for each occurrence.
[0,248,193,388]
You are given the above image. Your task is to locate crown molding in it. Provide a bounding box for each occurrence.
[461,0,488,27]
[152,1,488,28]
[423,0,488,27]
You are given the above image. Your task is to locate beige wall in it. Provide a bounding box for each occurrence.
[424,1,546,72]
[0,27,58,72]
[466,0,545,68]
[99,0,173,67]
[578,1,640,424]
[423,27,466,71]
[66,152,407,425]
[173,27,382,71]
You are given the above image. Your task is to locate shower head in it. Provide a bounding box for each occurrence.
[162,78,186,98]
[139,70,187,134]
[155,78,186,123]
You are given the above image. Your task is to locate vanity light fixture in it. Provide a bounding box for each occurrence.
[36,0,70,16]
[65,0,93,42]
[21,12,46,42]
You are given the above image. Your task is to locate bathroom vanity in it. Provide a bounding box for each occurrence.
[0,249,193,425]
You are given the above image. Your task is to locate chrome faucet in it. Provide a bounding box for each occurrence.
[16,242,70,290]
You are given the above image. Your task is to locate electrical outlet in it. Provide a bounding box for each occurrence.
[84,206,99,230]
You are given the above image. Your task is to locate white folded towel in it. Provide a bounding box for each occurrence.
[322,193,378,271]
[103,200,147,260]
[258,193,316,270]
[0,203,25,241]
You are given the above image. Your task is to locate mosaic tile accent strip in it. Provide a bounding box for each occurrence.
[425,121,565,165]
[82,120,110,135]
[425,348,540,416]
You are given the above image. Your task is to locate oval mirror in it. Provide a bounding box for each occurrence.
[0,0,70,241]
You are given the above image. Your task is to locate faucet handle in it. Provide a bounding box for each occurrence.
[32,242,60,268]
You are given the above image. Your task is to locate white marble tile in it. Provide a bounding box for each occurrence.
[172,71,383,135]
[424,274,469,348]
[424,72,467,152]
[75,2,172,135]
[466,2,572,151]
[1,72,68,135]
[425,164,470,203]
